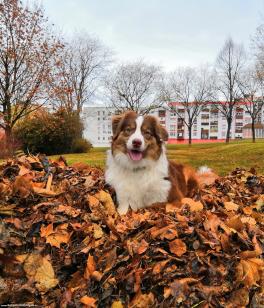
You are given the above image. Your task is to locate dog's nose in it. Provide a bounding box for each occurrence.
[132,139,142,148]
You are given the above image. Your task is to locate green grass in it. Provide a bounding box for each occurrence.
[49,139,264,176]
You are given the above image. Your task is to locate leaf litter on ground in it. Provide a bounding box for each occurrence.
[0,155,264,307]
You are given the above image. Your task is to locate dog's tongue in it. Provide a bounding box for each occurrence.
[128,150,143,161]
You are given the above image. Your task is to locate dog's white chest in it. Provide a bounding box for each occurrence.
[105,151,171,214]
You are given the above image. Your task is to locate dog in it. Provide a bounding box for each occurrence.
[105,111,215,215]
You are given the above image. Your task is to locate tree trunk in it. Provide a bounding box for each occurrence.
[4,125,14,156]
[188,126,192,145]
[226,118,232,144]
[252,121,256,143]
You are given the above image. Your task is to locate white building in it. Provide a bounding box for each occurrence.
[82,103,264,147]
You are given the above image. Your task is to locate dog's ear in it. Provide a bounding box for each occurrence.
[112,114,123,140]
[155,122,168,143]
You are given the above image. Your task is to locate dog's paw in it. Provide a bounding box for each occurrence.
[117,204,129,215]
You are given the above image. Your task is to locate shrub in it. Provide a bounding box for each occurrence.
[71,138,92,153]
[14,108,88,155]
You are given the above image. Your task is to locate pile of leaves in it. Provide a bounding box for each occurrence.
[0,155,264,307]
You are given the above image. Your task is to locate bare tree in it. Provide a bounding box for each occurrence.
[105,60,163,114]
[214,37,246,143]
[238,67,264,142]
[161,66,214,144]
[49,33,111,114]
[0,0,62,146]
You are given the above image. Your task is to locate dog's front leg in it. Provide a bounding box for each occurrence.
[116,192,130,215]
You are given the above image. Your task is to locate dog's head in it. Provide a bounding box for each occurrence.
[111,111,168,166]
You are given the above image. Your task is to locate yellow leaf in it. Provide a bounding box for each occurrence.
[22,254,58,293]
[94,190,117,216]
[111,300,124,308]
[93,224,104,239]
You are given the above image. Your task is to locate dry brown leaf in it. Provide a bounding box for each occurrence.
[169,239,187,256]
[203,212,222,237]
[33,186,59,197]
[242,206,253,215]
[18,164,31,176]
[226,215,244,231]
[13,175,33,198]
[153,260,170,274]
[241,216,257,226]
[129,292,155,308]
[84,254,96,280]
[236,258,264,288]
[3,217,22,229]
[164,278,198,300]
[165,203,181,213]
[80,296,97,307]
[18,253,58,293]
[94,190,117,216]
[150,225,178,240]
[224,201,239,211]
[182,198,203,212]
[93,224,104,239]
[88,195,100,208]
[41,223,71,248]
[56,204,81,217]
[137,239,149,255]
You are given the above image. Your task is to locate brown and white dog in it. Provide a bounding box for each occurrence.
[105,111,213,215]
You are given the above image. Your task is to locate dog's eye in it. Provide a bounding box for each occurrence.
[124,127,132,134]
[144,131,152,138]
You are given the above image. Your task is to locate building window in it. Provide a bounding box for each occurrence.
[158,110,166,117]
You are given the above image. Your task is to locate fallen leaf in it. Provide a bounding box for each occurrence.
[41,223,71,248]
[19,253,58,293]
[182,198,203,212]
[236,258,264,288]
[169,239,187,256]
[94,190,117,216]
[80,296,97,307]
[129,292,154,308]
[93,224,104,239]
[111,300,124,308]
[224,201,239,211]
[137,239,149,254]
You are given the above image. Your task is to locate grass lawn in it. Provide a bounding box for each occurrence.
[49,139,264,176]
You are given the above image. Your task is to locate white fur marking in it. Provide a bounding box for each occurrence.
[197,166,212,174]
[127,115,145,151]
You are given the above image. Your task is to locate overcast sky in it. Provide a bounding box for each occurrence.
[40,0,264,71]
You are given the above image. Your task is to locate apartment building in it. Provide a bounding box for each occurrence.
[82,103,264,147]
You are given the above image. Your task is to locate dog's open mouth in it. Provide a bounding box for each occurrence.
[128,149,143,161]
